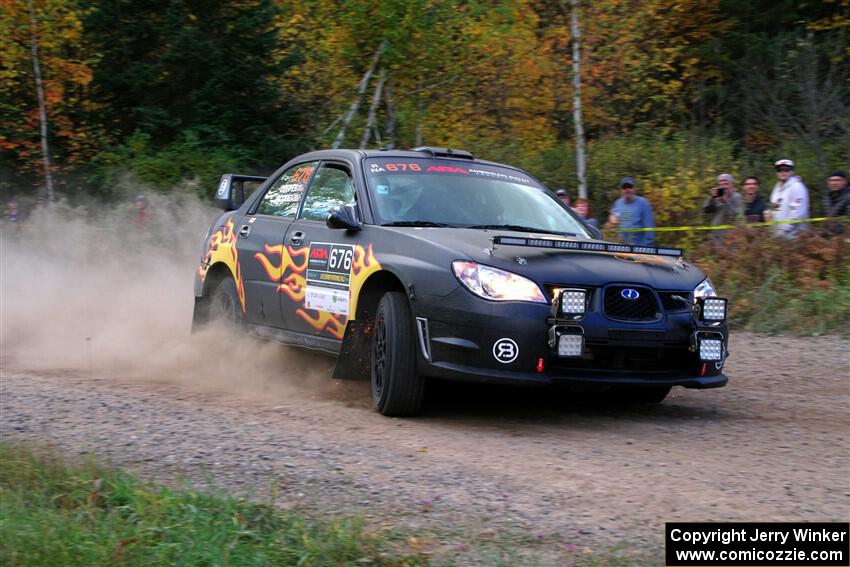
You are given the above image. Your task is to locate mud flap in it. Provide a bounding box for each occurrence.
[190,296,208,333]
[333,319,371,380]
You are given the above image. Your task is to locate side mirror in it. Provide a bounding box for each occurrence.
[586,223,603,240]
[214,174,267,211]
[327,204,362,231]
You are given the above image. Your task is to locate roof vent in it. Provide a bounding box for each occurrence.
[411,146,475,160]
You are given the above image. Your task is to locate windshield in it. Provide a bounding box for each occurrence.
[364,157,591,237]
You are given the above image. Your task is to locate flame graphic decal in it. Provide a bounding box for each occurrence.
[254,244,309,301]
[349,244,382,316]
[199,218,246,312]
[254,242,382,339]
[294,309,347,339]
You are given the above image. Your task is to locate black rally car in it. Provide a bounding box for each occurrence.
[193,147,729,416]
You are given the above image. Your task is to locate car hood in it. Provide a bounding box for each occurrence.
[380,227,706,290]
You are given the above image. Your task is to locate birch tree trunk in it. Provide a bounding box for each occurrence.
[383,78,397,149]
[332,40,386,149]
[359,68,386,149]
[571,0,587,201]
[29,0,54,202]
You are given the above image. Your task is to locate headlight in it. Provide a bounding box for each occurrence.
[693,277,716,301]
[452,261,546,303]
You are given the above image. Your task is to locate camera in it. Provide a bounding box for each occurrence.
[714,187,725,197]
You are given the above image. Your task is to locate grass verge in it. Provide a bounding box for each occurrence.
[0,442,657,566]
[692,228,850,335]
[0,443,425,566]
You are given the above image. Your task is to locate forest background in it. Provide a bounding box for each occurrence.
[1,0,848,332]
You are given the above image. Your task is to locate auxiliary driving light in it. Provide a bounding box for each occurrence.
[698,338,723,361]
[700,297,727,322]
[558,289,587,317]
[548,326,584,358]
[558,334,584,357]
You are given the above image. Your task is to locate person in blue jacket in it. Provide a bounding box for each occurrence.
[606,176,656,246]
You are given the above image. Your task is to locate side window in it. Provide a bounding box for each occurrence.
[256,161,317,217]
[300,163,355,221]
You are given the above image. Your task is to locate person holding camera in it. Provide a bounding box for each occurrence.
[702,173,742,230]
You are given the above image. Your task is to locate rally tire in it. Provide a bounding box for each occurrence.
[208,277,244,328]
[371,291,425,416]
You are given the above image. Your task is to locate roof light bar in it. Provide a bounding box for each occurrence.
[491,236,682,258]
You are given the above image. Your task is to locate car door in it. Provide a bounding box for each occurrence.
[281,160,362,340]
[238,161,317,327]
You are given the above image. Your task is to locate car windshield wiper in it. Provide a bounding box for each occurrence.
[381,221,453,227]
[467,224,577,237]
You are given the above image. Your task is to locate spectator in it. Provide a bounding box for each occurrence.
[5,198,19,223]
[767,159,809,238]
[134,194,149,227]
[573,198,598,229]
[742,176,767,223]
[823,171,849,217]
[821,170,849,236]
[555,187,571,208]
[702,173,742,226]
[607,177,655,246]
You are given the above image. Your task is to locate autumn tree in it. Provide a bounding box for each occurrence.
[0,0,96,192]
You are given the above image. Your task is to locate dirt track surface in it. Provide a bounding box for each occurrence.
[2,332,849,563]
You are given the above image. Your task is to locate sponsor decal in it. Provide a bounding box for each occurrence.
[198,218,247,312]
[253,241,382,339]
[467,168,531,184]
[217,177,228,196]
[274,185,305,202]
[310,247,329,260]
[493,338,519,363]
[426,165,467,174]
[304,242,354,316]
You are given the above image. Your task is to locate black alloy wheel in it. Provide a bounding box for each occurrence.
[370,291,425,416]
[208,278,243,328]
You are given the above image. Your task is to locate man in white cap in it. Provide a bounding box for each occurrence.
[767,159,809,237]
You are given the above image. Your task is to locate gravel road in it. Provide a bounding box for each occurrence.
[4,198,847,564]
[2,332,848,564]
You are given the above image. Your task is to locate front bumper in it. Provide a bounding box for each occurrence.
[414,288,729,389]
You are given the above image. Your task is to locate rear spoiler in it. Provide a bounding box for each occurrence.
[490,235,683,258]
[214,174,268,211]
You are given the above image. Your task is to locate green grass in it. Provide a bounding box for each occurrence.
[0,443,426,566]
[0,442,659,566]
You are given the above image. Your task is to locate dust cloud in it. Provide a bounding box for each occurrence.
[0,191,342,402]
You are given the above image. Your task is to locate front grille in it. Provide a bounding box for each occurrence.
[659,291,692,312]
[604,285,660,321]
[551,342,693,374]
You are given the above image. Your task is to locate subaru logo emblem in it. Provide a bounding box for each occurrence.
[621,288,640,300]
